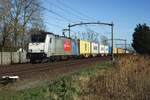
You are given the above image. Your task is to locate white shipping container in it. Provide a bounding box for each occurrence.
[91,42,99,54]
[99,44,105,54]
[104,45,109,54]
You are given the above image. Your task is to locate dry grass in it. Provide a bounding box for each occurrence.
[80,55,150,100]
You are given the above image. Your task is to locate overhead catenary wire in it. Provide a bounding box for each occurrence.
[46,0,86,21]
[33,3,72,23]
[44,13,68,23]
[57,0,96,21]
[44,21,64,28]
[39,1,99,33]
[44,21,65,36]
[35,1,107,42]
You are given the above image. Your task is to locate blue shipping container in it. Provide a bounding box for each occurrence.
[71,39,78,55]
[109,47,112,54]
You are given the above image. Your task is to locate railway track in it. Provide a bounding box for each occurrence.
[0,56,110,79]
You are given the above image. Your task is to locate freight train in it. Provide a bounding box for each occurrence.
[27,31,127,63]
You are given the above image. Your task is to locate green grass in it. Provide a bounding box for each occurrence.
[0,61,111,100]
[48,61,111,100]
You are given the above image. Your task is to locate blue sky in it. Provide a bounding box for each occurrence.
[42,0,150,44]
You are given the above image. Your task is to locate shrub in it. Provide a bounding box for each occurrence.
[132,24,150,55]
[82,55,150,100]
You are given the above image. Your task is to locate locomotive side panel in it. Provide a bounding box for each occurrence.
[54,36,64,55]
[63,38,72,55]
[45,34,55,57]
[53,36,72,56]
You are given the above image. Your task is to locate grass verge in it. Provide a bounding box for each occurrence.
[0,61,111,100]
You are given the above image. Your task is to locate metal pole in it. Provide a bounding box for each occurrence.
[62,30,65,36]
[10,51,13,64]
[0,48,2,65]
[68,24,71,38]
[125,40,127,54]
[0,51,1,65]
[111,22,114,61]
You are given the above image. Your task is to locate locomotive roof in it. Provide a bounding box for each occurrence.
[40,31,54,35]
[40,31,70,38]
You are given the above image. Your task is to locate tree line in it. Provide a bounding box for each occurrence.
[1,0,147,53]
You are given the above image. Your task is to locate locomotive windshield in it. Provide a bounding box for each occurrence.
[31,34,46,43]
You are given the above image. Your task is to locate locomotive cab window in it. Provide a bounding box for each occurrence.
[49,38,52,43]
[31,34,46,43]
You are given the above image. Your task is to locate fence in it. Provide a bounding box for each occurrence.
[0,49,27,65]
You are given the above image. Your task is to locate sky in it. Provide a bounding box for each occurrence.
[42,0,150,44]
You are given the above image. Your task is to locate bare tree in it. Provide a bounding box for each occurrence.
[87,29,98,42]
[0,0,44,47]
[100,35,109,45]
[0,0,12,47]
[11,0,43,46]
[81,26,98,42]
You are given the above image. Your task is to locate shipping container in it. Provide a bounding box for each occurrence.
[109,47,112,54]
[71,39,78,55]
[117,48,124,54]
[104,45,109,55]
[78,40,91,56]
[99,44,105,54]
[113,48,117,54]
[91,42,99,56]
[126,50,129,53]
